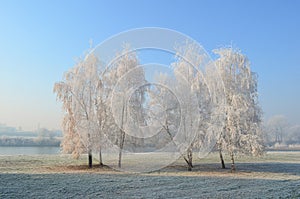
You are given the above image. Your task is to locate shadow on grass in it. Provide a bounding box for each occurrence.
[233,162,300,176]
[161,162,300,176]
[52,162,300,177]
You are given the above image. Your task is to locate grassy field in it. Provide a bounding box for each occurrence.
[0,151,299,198]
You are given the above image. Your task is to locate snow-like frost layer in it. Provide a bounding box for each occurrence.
[0,173,299,198]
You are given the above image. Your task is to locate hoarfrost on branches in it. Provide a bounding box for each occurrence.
[54,43,264,172]
[213,47,264,171]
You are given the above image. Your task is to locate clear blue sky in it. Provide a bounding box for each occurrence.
[0,0,299,130]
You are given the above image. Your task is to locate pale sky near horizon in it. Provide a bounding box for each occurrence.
[0,0,299,131]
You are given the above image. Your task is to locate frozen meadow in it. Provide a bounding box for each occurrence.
[1,31,297,198]
[0,151,299,198]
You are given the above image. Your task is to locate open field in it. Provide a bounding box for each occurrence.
[0,151,300,198]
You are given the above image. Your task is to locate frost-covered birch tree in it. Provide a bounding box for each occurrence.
[213,47,264,171]
[108,45,146,168]
[286,125,300,145]
[266,115,288,145]
[171,43,210,171]
[54,52,102,168]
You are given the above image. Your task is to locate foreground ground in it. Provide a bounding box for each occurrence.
[0,151,299,198]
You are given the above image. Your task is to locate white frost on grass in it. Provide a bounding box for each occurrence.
[0,152,299,198]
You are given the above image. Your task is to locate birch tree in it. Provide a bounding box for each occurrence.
[213,47,264,171]
[54,52,101,168]
[266,115,288,145]
[286,125,300,145]
[108,45,146,168]
[171,43,211,171]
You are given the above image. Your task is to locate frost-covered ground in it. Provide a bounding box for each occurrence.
[0,152,299,198]
[1,172,299,198]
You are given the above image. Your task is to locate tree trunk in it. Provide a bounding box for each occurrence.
[183,147,193,171]
[230,153,235,172]
[88,148,92,168]
[87,132,92,168]
[99,147,103,167]
[219,149,226,169]
[118,130,125,168]
[118,101,126,169]
[187,147,193,171]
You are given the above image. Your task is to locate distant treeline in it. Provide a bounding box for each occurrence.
[0,123,62,138]
[0,131,37,137]
[0,137,61,147]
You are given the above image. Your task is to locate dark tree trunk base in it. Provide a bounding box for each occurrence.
[88,153,93,168]
[183,148,193,172]
[219,150,226,169]
[230,153,236,172]
[99,149,103,168]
